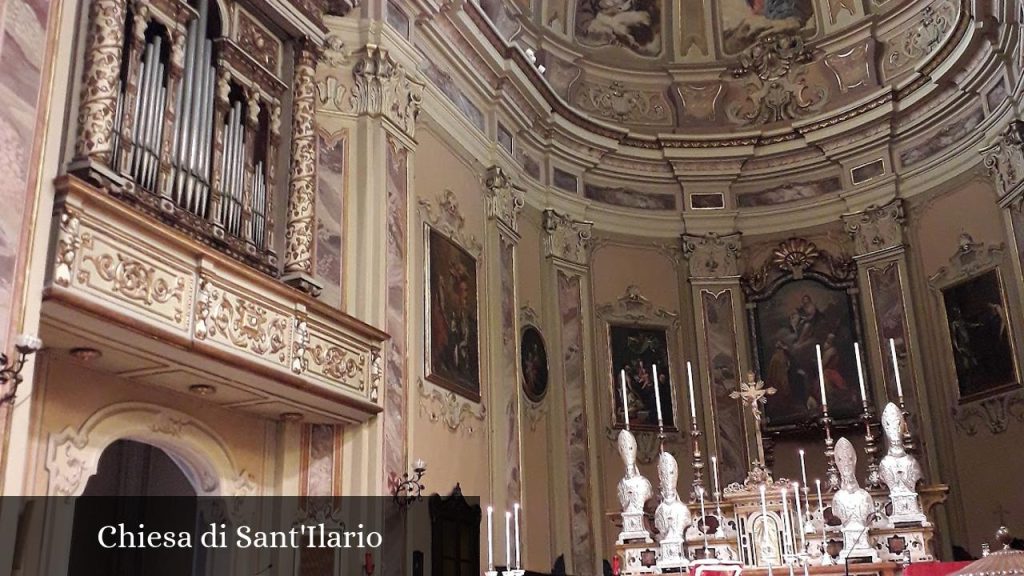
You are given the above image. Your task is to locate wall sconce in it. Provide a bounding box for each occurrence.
[0,335,43,405]
[391,458,426,509]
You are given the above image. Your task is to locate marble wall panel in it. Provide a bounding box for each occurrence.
[316,132,345,304]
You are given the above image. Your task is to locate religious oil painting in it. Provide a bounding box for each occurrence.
[521,325,550,403]
[574,0,662,56]
[426,227,481,401]
[941,270,1018,402]
[610,325,676,431]
[720,0,816,55]
[752,279,860,430]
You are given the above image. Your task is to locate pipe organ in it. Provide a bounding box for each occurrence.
[85,0,287,275]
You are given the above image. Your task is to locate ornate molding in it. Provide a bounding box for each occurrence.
[349,46,423,138]
[542,209,593,266]
[681,232,742,278]
[53,207,82,287]
[842,199,906,256]
[981,120,1024,200]
[927,234,1006,289]
[744,238,856,295]
[417,378,486,435]
[484,166,525,233]
[595,285,679,329]
[727,34,828,126]
[418,189,482,256]
[881,1,957,78]
[953,389,1024,436]
[573,81,671,125]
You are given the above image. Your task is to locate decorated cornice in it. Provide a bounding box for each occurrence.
[842,199,906,257]
[542,209,593,267]
[681,232,742,278]
[927,234,1006,289]
[484,166,525,233]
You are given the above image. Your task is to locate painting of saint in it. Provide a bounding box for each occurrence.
[720,0,816,55]
[610,325,675,431]
[521,326,549,402]
[752,279,860,429]
[574,0,662,56]
[426,227,481,401]
[941,270,1018,401]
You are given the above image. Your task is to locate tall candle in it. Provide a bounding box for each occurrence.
[653,363,663,428]
[854,342,867,403]
[793,482,805,551]
[798,450,808,490]
[487,506,494,571]
[698,487,709,548]
[781,488,793,555]
[816,345,828,408]
[815,479,823,511]
[889,338,904,400]
[686,361,698,419]
[621,369,630,430]
[711,456,721,499]
[798,449,810,522]
[505,511,512,569]
[514,503,522,569]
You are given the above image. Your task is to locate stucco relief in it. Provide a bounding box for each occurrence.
[842,199,905,256]
[677,83,723,121]
[574,81,672,125]
[682,232,742,278]
[881,0,957,79]
[824,42,872,93]
[543,209,594,265]
[416,378,487,434]
[350,46,424,137]
[981,121,1024,199]
[727,33,829,126]
[485,166,526,232]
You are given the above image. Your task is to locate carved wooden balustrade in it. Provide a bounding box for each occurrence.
[46,176,385,421]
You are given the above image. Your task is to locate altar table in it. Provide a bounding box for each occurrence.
[901,561,972,576]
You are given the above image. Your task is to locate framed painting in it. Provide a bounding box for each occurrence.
[940,269,1018,401]
[425,226,481,401]
[520,325,549,403]
[609,324,676,431]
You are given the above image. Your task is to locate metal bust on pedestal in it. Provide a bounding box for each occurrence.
[831,437,879,562]
[655,450,691,572]
[879,403,927,526]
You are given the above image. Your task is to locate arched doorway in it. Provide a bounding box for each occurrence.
[66,439,201,576]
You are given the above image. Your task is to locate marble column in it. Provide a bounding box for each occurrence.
[681,232,751,487]
[283,38,323,295]
[71,0,127,176]
[484,166,526,558]
[543,209,598,576]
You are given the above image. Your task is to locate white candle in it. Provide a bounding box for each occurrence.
[505,511,512,569]
[854,342,867,404]
[687,361,698,419]
[889,338,904,400]
[816,345,828,408]
[798,450,808,489]
[711,456,721,500]
[620,369,630,430]
[793,482,805,551]
[815,479,823,511]
[514,503,521,569]
[487,506,494,571]
[653,363,663,428]
[698,487,709,548]
[781,488,792,555]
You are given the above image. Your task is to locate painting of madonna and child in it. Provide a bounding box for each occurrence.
[610,325,677,431]
[752,279,861,430]
[720,0,817,55]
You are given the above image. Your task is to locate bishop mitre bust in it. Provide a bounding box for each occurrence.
[879,402,927,524]
[617,430,652,514]
[654,450,690,543]
[832,437,876,557]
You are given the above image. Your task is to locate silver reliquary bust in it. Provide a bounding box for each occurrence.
[832,437,878,561]
[879,402,927,525]
[616,429,653,543]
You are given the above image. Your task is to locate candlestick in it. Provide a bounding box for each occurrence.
[487,506,494,571]
[699,487,710,550]
[505,511,512,570]
[711,456,721,500]
[798,450,810,521]
[889,338,904,401]
[621,369,630,431]
[689,408,705,501]
[514,503,521,569]
[854,343,867,404]
[815,345,828,408]
[793,482,805,552]
[653,363,663,430]
[781,488,793,556]
[687,361,697,419]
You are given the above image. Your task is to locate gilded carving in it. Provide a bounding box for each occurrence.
[484,166,525,232]
[237,12,280,73]
[194,276,212,340]
[349,46,424,138]
[417,378,486,435]
[981,121,1024,199]
[745,238,855,293]
[682,232,742,278]
[542,209,593,266]
[78,252,188,323]
[574,81,671,125]
[292,317,309,374]
[74,0,126,165]
[207,287,290,360]
[727,34,828,126]
[842,199,905,256]
[54,208,83,288]
[311,344,364,383]
[370,348,382,402]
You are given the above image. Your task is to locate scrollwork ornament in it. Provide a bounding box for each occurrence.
[682,232,742,278]
[484,166,525,232]
[291,317,309,374]
[54,208,83,287]
[74,0,127,164]
[283,38,320,291]
[349,46,423,138]
[542,209,593,266]
[727,33,828,126]
[843,200,906,256]
[981,121,1024,199]
[952,390,1024,435]
[417,378,486,435]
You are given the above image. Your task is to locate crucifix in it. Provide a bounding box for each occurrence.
[730,372,777,476]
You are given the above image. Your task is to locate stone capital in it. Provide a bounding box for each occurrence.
[484,166,525,233]
[349,46,423,138]
[681,232,742,278]
[542,209,593,266]
[982,120,1024,201]
[842,199,905,257]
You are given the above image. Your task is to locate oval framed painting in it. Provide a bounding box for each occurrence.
[520,326,549,403]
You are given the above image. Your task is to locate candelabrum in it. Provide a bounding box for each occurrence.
[820,407,840,492]
[0,335,43,405]
[689,416,705,502]
[392,460,426,509]
[860,401,882,489]
[898,397,918,454]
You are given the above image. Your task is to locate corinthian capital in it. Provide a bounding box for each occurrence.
[842,199,905,257]
[681,232,742,278]
[485,166,525,233]
[349,46,423,138]
[543,209,593,266]
[981,120,1024,200]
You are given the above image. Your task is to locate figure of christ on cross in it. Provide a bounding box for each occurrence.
[730,372,778,474]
